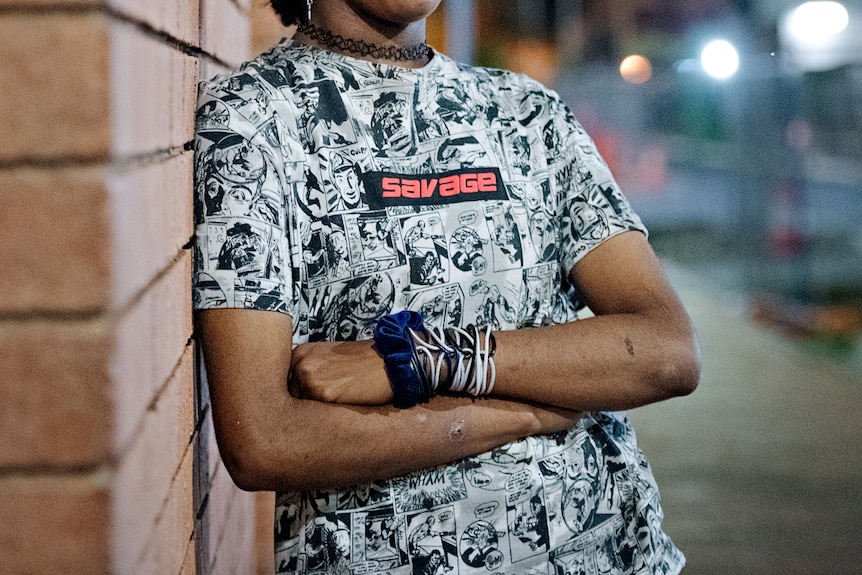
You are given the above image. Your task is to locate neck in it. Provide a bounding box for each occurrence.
[294,22,431,66]
[296,3,433,68]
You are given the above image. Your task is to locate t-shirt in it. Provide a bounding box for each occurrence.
[193,39,684,575]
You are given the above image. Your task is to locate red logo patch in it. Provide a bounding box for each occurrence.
[363,168,507,209]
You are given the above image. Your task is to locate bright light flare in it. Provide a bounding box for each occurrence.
[701,40,740,79]
[787,1,849,44]
[620,55,653,84]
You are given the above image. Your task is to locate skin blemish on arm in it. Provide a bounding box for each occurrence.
[625,336,635,357]
[448,420,465,442]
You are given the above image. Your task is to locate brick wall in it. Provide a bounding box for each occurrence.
[0,1,280,573]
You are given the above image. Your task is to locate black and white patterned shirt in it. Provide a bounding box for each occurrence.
[193,39,684,575]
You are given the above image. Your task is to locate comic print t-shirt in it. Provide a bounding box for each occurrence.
[193,39,685,575]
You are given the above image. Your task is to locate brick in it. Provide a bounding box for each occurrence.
[0,471,112,575]
[0,166,113,313]
[0,12,111,161]
[0,0,101,5]
[113,346,195,573]
[206,461,243,560]
[111,20,199,158]
[121,442,196,575]
[208,461,256,575]
[201,0,251,66]
[206,402,222,484]
[109,0,200,46]
[107,151,194,307]
[113,252,193,449]
[0,317,114,467]
[180,536,198,575]
[193,405,226,515]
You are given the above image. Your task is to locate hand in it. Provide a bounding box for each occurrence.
[289,340,394,405]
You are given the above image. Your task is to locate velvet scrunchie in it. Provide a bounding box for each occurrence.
[374,310,430,409]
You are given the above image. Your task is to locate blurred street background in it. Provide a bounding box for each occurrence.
[448,0,862,571]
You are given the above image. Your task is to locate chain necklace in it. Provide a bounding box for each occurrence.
[295,22,431,62]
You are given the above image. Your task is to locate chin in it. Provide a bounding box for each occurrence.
[352,0,443,27]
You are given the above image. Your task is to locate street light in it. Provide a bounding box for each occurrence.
[701,39,740,79]
[786,1,849,45]
[620,55,653,84]
[779,1,859,72]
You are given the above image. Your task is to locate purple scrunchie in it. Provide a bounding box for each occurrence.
[374,310,429,409]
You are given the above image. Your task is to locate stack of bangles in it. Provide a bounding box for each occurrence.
[373,310,497,409]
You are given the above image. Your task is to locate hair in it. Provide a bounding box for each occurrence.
[269,0,305,26]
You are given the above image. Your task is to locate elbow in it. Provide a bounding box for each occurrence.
[213,421,282,492]
[215,419,320,493]
[220,445,267,492]
[217,434,269,492]
[664,353,700,398]
[657,330,701,399]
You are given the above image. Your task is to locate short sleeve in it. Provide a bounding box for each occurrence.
[192,77,293,315]
[553,102,647,279]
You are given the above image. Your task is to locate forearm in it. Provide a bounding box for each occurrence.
[289,306,697,413]
[214,385,577,493]
[484,231,699,412]
[196,309,579,494]
[492,308,699,412]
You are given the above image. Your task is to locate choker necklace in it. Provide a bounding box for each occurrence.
[295,22,431,62]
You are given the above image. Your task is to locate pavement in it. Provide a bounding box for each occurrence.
[628,264,862,575]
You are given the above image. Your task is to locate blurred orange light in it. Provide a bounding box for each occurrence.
[620,55,652,84]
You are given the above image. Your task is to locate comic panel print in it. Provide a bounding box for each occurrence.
[300,215,353,287]
[274,507,353,574]
[400,213,450,287]
[431,79,487,132]
[406,284,464,331]
[195,129,281,227]
[195,98,231,133]
[483,202,523,273]
[432,135,493,171]
[464,275,520,330]
[320,146,372,213]
[349,507,410,573]
[457,519,507,573]
[337,481,394,512]
[197,218,287,310]
[519,263,575,328]
[213,71,274,125]
[392,467,468,515]
[193,271,229,309]
[405,508,459,575]
[506,179,560,267]
[293,78,358,151]
[448,209,490,277]
[497,126,543,181]
[323,215,353,282]
[506,479,550,564]
[560,165,641,265]
[347,87,418,157]
[300,218,328,287]
[306,272,397,342]
[549,516,636,575]
[538,432,610,551]
[343,211,407,274]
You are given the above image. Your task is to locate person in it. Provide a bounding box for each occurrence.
[192,1,701,573]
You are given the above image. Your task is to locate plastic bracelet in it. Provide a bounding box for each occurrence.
[412,323,496,397]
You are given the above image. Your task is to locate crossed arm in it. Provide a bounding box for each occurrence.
[196,231,700,493]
